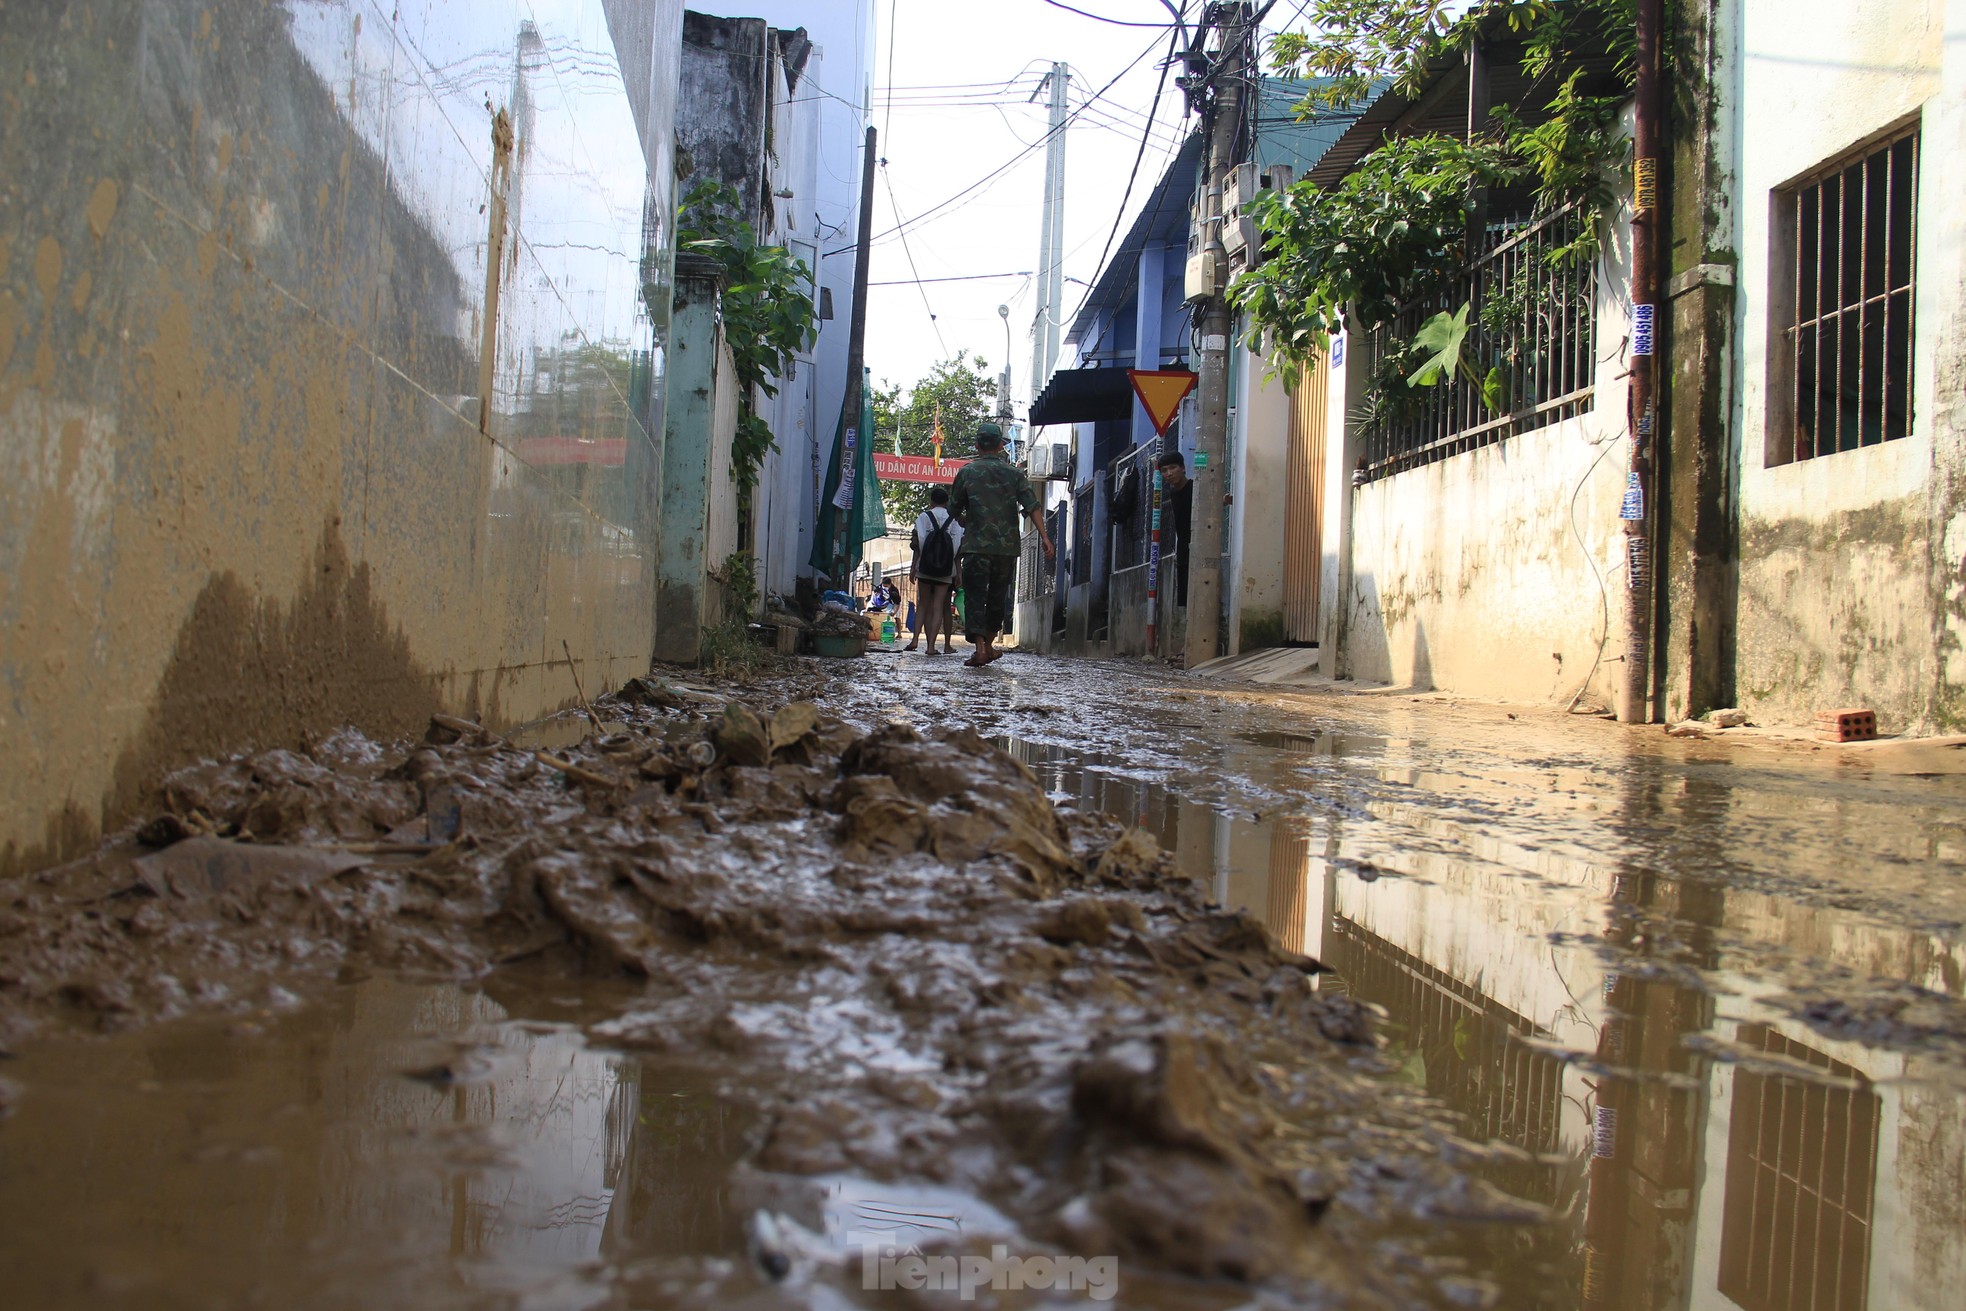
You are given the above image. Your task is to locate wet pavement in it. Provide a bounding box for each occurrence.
[2,651,1963,1309]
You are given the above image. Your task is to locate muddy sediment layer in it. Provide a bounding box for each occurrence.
[0,682,1516,1305]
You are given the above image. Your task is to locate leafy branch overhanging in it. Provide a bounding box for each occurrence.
[677,183,818,508]
[1234,0,1635,416]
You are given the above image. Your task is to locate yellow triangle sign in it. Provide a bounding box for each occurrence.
[1129,369,1198,436]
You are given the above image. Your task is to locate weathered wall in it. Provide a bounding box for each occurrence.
[1729,0,1959,732]
[677,12,768,215]
[1331,229,1634,705]
[1342,410,1630,702]
[1226,343,1291,655]
[0,0,682,873]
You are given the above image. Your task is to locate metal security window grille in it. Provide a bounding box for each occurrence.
[1717,1024,1879,1311]
[1109,444,1157,572]
[1775,128,1919,464]
[1070,486,1094,587]
[1362,203,1598,482]
[1018,511,1060,604]
[1322,917,1568,1205]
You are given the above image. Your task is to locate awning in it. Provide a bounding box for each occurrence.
[1029,366,1135,427]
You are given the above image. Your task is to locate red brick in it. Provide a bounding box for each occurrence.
[1815,708,1878,742]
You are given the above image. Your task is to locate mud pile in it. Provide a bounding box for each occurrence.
[0,688,1518,1305]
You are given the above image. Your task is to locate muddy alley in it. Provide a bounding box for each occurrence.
[2,652,1962,1311]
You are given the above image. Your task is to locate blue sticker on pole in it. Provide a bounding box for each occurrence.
[1631,304,1656,356]
[1620,472,1644,521]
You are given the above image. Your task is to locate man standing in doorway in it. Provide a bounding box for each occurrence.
[1156,450,1193,609]
[949,421,1053,667]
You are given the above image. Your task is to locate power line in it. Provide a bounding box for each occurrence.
[881,0,900,145]
[870,271,1033,285]
[828,30,1169,258]
[1039,0,1178,26]
[881,166,951,357]
[1064,15,1186,331]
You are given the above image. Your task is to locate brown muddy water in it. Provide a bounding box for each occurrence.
[2,654,1963,1309]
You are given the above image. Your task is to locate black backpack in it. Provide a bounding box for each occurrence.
[919,510,956,577]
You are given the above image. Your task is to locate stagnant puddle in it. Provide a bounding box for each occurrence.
[1002,718,1966,1311]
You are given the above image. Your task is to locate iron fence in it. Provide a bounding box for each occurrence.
[1362,203,1598,481]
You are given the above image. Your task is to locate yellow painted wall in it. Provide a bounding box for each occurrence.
[0,0,683,872]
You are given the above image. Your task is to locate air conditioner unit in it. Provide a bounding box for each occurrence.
[1185,249,1222,300]
[1029,442,1070,481]
[1223,162,1258,215]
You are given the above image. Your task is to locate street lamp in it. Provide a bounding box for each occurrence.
[996,304,1013,426]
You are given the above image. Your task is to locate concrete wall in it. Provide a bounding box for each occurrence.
[1728,0,1965,732]
[677,12,769,216]
[1330,227,1633,704]
[0,0,682,873]
[1226,343,1291,655]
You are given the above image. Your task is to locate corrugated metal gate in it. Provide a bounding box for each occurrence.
[1282,353,1329,644]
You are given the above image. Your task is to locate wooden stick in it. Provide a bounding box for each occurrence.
[534,751,621,789]
[562,639,605,734]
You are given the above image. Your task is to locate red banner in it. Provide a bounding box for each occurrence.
[873,452,969,484]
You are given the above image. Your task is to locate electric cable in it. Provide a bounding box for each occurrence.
[870,271,1033,285]
[826,29,1168,257]
[881,165,951,358]
[1062,15,1185,331]
[1039,0,1179,26]
[881,0,900,145]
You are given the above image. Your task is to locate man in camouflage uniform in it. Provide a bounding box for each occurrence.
[948,422,1053,666]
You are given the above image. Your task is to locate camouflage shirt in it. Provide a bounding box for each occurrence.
[948,452,1039,557]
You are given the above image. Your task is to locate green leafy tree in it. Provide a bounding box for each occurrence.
[1235,0,1632,424]
[677,182,818,509]
[1270,0,1635,112]
[869,353,999,529]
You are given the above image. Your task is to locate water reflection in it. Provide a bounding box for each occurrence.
[1000,730,1966,1311]
[0,978,744,1310]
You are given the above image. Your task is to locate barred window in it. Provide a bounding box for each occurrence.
[1717,1025,1879,1311]
[1771,126,1919,464]
[1361,203,1599,482]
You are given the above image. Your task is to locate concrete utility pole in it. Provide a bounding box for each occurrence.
[1183,8,1245,670]
[1619,0,1663,723]
[1030,63,1069,401]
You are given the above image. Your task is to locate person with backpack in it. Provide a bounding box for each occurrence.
[906,486,964,655]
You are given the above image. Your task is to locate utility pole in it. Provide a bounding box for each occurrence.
[1620,0,1663,723]
[831,124,879,579]
[1030,63,1069,400]
[1183,7,1246,670]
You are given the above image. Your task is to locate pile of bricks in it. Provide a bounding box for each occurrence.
[1816,708,1878,743]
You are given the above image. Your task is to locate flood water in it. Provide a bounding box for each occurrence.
[2,655,1963,1309]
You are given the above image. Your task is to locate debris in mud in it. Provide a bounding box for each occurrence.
[0,685,1518,1304]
